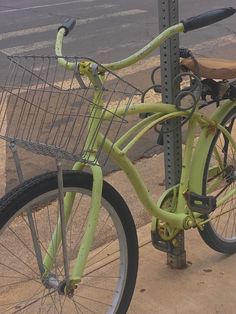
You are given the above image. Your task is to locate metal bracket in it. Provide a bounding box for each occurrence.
[56,160,70,288]
[9,141,45,275]
[91,63,103,89]
[75,63,87,89]
[9,141,24,184]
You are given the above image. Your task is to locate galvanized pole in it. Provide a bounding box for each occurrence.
[158,0,186,268]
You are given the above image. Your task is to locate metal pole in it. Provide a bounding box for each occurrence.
[158,0,186,268]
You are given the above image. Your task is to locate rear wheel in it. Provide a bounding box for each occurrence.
[199,108,236,253]
[0,171,138,313]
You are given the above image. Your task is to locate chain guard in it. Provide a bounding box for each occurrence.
[152,185,181,241]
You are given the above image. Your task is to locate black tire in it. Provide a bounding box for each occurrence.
[199,108,236,254]
[0,171,138,313]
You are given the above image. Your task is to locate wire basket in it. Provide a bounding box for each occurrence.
[0,56,142,166]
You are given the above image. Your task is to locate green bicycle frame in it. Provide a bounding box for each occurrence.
[43,22,236,284]
[43,97,236,282]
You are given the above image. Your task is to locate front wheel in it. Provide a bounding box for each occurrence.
[0,171,138,313]
[199,108,236,253]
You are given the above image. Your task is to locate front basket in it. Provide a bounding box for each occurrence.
[0,56,141,166]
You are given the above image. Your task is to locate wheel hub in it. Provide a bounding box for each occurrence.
[43,275,76,298]
[58,280,75,298]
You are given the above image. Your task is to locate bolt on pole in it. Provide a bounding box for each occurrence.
[158,0,186,268]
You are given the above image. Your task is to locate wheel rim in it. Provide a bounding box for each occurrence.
[0,187,128,313]
[205,113,236,242]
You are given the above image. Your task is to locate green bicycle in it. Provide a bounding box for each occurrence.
[0,7,235,313]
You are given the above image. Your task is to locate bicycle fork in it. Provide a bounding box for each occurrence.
[42,162,103,293]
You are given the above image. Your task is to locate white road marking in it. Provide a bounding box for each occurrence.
[0,10,147,41]
[192,34,236,52]
[1,31,234,61]
[0,25,61,41]
[1,32,235,89]
[93,33,236,75]
[0,38,74,55]
[0,0,95,13]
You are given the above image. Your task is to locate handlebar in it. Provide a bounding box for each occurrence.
[58,18,76,36]
[56,7,235,72]
[55,23,184,71]
[55,28,75,71]
[181,7,236,33]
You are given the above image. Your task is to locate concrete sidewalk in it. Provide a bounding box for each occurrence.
[1,139,236,313]
[105,153,236,314]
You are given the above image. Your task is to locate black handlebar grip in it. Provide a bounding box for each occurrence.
[58,18,76,36]
[182,7,236,33]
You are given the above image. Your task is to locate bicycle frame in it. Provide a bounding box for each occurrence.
[42,18,236,284]
[42,96,236,283]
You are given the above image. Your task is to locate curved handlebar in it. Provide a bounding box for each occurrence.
[55,22,184,71]
[55,28,75,70]
[56,7,235,72]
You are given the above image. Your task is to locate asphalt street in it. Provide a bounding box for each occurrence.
[0,0,235,188]
[0,0,235,80]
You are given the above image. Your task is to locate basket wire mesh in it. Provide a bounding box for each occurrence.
[0,56,142,166]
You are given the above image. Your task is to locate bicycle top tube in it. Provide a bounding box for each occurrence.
[55,7,235,73]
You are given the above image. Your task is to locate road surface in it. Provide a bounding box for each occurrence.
[0,0,235,189]
[0,0,235,78]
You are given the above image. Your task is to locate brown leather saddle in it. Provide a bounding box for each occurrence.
[181,57,236,80]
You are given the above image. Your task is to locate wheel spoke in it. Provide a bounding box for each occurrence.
[11,290,57,314]
[0,172,137,313]
[202,111,236,249]
[71,298,96,313]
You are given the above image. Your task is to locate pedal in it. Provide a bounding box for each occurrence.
[185,191,216,214]
[151,230,172,253]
